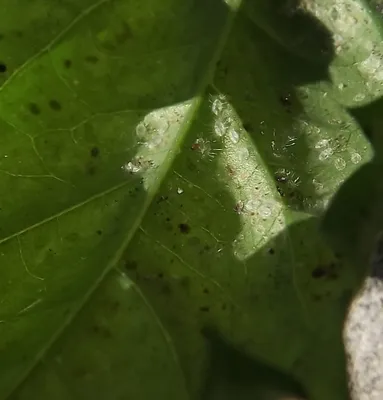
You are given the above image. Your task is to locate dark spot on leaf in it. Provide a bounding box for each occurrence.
[277,186,285,197]
[0,34,4,41]
[158,273,164,279]
[312,266,326,279]
[116,22,133,43]
[15,31,23,38]
[96,230,102,235]
[312,294,322,302]
[166,217,171,222]
[268,248,275,255]
[49,99,62,111]
[87,165,96,176]
[200,306,210,312]
[28,102,41,115]
[180,276,190,288]
[203,288,209,294]
[90,146,100,158]
[275,172,287,183]
[222,303,227,310]
[64,59,72,68]
[178,223,190,234]
[85,55,99,64]
[0,63,7,73]
[124,260,137,270]
[162,283,171,295]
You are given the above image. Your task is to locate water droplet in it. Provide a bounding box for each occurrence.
[334,157,346,170]
[315,139,330,149]
[229,128,240,144]
[214,120,226,136]
[177,187,184,194]
[136,122,147,138]
[351,152,362,164]
[319,148,333,161]
[259,204,272,218]
[212,98,224,115]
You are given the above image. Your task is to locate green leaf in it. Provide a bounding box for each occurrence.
[0,0,382,399]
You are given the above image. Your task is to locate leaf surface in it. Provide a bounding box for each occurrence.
[1,1,382,399]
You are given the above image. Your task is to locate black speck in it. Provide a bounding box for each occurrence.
[158,273,164,279]
[90,146,100,158]
[203,288,209,294]
[178,223,190,234]
[312,266,326,279]
[124,260,137,270]
[85,55,99,64]
[64,59,72,69]
[96,230,102,235]
[268,248,275,255]
[28,102,41,115]
[162,283,171,295]
[49,99,62,111]
[0,63,7,73]
[180,276,190,288]
[312,294,322,302]
[199,306,210,312]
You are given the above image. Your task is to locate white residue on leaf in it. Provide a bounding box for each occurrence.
[122,161,141,174]
[118,272,134,291]
[334,157,346,171]
[214,103,284,261]
[211,94,226,116]
[307,0,383,96]
[351,152,362,164]
[127,100,192,190]
[319,147,334,161]
[315,139,330,149]
[177,187,184,194]
[214,120,226,137]
[229,128,240,144]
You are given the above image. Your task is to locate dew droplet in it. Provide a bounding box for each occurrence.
[334,157,346,170]
[177,187,184,194]
[229,128,240,144]
[319,148,333,161]
[351,152,362,164]
[315,139,330,149]
[259,204,272,218]
[214,120,226,136]
[136,122,147,138]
